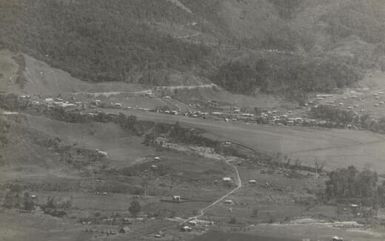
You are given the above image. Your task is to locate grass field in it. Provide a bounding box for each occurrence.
[21,114,155,166]
[192,224,385,241]
[0,210,89,241]
[191,230,296,241]
[0,112,236,241]
[246,221,385,241]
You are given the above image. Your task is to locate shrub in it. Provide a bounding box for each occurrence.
[41,196,72,217]
[229,217,237,224]
[129,200,141,217]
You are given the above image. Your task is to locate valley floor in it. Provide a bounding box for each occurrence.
[1,50,385,241]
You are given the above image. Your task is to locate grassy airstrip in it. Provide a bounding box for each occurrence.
[102,108,385,173]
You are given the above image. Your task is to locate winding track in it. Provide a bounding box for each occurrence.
[184,158,242,223]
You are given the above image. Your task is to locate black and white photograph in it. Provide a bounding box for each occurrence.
[1,1,385,240]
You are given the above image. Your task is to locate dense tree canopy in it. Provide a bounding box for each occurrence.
[211,53,363,100]
[324,166,385,208]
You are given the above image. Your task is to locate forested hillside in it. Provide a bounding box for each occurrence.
[1,0,385,100]
[0,0,212,83]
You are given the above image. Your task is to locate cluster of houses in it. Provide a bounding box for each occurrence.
[43,97,77,108]
[19,95,83,111]
[180,218,214,232]
[16,93,367,131]
[20,95,146,113]
[83,225,132,236]
[310,91,385,113]
[255,109,341,128]
[257,110,305,126]
[184,110,208,118]
[158,100,343,129]
[154,107,180,116]
[256,109,365,129]
[154,103,254,121]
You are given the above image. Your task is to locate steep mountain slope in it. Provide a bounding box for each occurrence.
[0,0,384,100]
[0,0,213,84]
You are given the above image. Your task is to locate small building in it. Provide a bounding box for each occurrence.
[188,220,198,226]
[248,179,257,184]
[172,195,181,202]
[241,113,254,117]
[222,177,232,182]
[96,149,108,157]
[119,226,130,233]
[113,103,122,108]
[212,112,223,116]
[181,226,192,232]
[224,199,234,205]
[154,156,161,161]
[332,236,344,241]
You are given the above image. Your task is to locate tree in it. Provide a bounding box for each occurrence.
[0,116,9,147]
[251,208,259,218]
[377,181,385,207]
[22,192,35,211]
[325,166,381,208]
[129,200,141,217]
[314,160,326,175]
